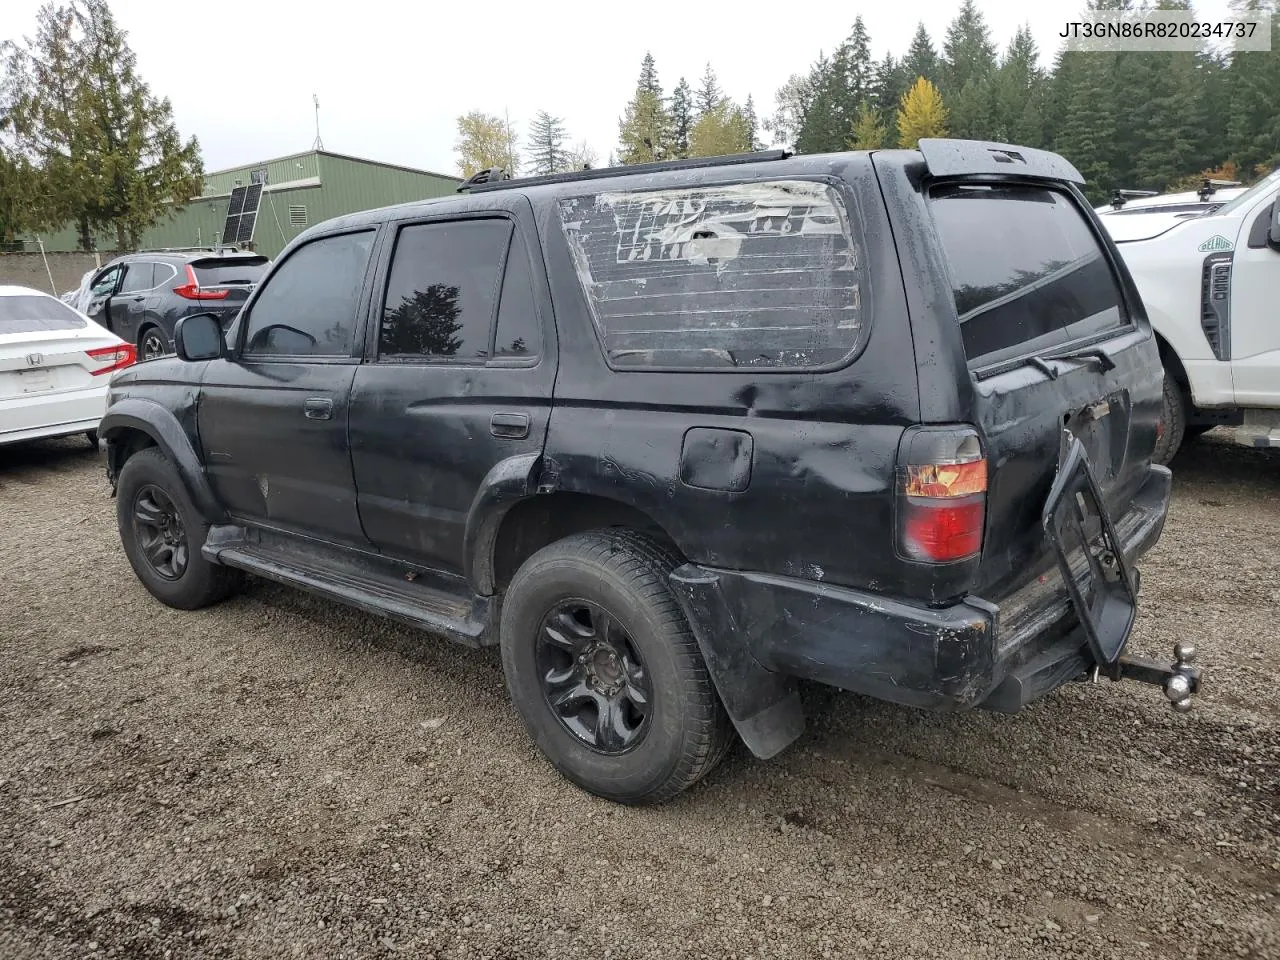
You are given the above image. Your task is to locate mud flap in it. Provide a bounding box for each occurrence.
[1041,433,1138,667]
[668,564,806,760]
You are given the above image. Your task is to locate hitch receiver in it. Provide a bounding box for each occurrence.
[1101,642,1201,712]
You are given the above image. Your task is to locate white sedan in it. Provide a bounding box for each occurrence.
[0,285,137,448]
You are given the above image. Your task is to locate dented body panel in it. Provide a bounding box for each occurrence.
[102,141,1173,762]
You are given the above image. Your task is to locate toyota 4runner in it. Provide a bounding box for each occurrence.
[101,140,1201,804]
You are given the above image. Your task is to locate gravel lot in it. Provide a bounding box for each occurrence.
[1,433,1277,960]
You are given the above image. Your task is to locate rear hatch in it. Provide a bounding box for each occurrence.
[177,256,269,323]
[923,176,1163,603]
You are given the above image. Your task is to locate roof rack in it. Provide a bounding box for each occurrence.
[1109,188,1158,210]
[1197,178,1242,202]
[456,167,513,193]
[135,245,243,254]
[458,150,792,194]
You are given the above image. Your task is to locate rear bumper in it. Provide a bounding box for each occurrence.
[0,386,107,445]
[670,463,1172,755]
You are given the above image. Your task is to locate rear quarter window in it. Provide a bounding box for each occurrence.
[929,184,1129,367]
[0,295,88,334]
[557,179,865,370]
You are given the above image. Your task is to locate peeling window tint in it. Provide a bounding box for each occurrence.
[557,180,864,369]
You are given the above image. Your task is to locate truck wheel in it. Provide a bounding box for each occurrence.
[116,448,242,610]
[1153,374,1186,466]
[499,530,733,804]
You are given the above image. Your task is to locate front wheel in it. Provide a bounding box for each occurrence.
[1153,374,1186,466]
[116,448,241,609]
[500,530,733,804]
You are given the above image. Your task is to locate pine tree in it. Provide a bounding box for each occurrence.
[638,52,661,96]
[527,111,568,176]
[3,0,203,251]
[618,55,673,164]
[992,25,1045,146]
[847,102,887,149]
[670,78,694,158]
[1049,48,1117,202]
[695,63,724,116]
[941,0,997,105]
[689,101,753,157]
[766,58,826,150]
[455,111,519,178]
[0,116,42,242]
[902,23,940,87]
[743,94,760,150]
[897,77,948,148]
[796,17,875,154]
[873,54,909,128]
[1226,13,1280,174]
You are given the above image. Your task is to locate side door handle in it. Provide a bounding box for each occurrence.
[304,397,334,421]
[490,412,530,439]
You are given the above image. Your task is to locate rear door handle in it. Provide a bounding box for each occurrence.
[490,412,530,439]
[304,397,333,421]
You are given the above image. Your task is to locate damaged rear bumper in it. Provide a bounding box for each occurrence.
[670,464,1175,760]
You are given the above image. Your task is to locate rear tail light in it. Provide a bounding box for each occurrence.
[173,264,229,300]
[87,343,137,375]
[897,426,987,564]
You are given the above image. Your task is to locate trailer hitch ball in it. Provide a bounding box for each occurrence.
[1166,642,1198,712]
[1164,673,1193,703]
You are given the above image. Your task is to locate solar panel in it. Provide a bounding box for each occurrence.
[220,181,265,246]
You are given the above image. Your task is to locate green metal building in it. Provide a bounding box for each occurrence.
[37,150,461,258]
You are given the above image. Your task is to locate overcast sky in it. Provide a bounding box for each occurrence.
[1,0,1239,179]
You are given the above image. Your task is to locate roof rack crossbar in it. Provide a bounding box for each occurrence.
[459,150,791,194]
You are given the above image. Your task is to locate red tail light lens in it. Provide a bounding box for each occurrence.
[897,429,987,564]
[173,264,229,300]
[87,343,137,375]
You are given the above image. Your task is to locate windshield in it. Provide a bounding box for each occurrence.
[1214,167,1280,217]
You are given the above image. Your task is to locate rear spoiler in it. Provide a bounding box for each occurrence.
[918,139,1084,185]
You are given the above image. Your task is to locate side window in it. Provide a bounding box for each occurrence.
[557,179,866,369]
[90,266,123,297]
[378,219,512,361]
[153,262,179,289]
[243,231,375,358]
[493,231,541,359]
[119,262,155,294]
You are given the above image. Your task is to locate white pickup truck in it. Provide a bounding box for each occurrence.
[1103,167,1280,463]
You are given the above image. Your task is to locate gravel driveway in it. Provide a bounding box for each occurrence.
[1,434,1276,960]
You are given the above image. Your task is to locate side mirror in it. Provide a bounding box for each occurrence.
[174,313,225,361]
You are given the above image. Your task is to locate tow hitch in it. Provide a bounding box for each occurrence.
[1095,642,1201,712]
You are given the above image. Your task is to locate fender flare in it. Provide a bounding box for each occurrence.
[100,397,226,522]
[462,453,542,596]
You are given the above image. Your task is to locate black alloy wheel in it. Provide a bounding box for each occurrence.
[131,483,189,580]
[141,329,168,362]
[536,599,652,753]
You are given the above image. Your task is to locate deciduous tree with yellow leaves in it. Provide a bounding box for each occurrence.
[896,76,948,149]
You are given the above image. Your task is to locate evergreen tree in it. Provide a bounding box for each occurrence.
[3,0,203,251]
[992,25,1045,145]
[1049,48,1117,201]
[527,110,569,176]
[902,23,940,87]
[795,17,875,154]
[689,100,753,157]
[1225,12,1280,174]
[897,77,948,148]
[873,54,909,127]
[638,52,661,96]
[847,102,887,149]
[941,0,998,95]
[695,63,724,116]
[767,58,826,150]
[670,78,694,158]
[743,94,760,150]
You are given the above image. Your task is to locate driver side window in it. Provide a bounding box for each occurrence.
[242,230,375,358]
[90,265,122,297]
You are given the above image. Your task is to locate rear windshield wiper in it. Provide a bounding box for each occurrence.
[1023,347,1116,381]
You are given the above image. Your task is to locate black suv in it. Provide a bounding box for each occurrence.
[81,249,269,361]
[101,141,1201,804]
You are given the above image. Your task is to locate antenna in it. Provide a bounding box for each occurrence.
[312,93,324,151]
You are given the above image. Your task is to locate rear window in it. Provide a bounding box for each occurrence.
[929,184,1128,366]
[191,258,269,286]
[0,295,87,333]
[557,179,865,369]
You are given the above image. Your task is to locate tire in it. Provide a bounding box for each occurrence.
[138,326,169,362]
[500,529,733,805]
[116,448,241,610]
[1152,373,1186,466]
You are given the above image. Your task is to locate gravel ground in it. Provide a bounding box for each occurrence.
[1,432,1277,960]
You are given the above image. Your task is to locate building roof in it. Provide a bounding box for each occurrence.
[205,149,460,184]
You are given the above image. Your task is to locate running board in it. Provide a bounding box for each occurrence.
[202,525,493,647]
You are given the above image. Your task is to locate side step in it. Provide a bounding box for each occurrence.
[202,525,493,647]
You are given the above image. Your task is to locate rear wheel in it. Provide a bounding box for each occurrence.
[138,326,169,362]
[1153,374,1186,466]
[500,530,733,804]
[116,448,241,609]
